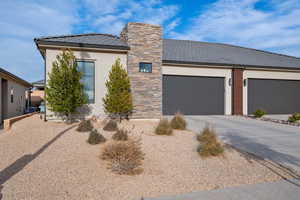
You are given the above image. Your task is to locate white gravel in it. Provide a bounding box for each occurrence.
[0,115,295,200]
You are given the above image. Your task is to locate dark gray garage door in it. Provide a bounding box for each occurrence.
[163,75,225,115]
[248,78,300,114]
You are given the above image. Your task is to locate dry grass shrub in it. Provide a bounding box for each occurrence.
[76,119,93,132]
[103,119,118,131]
[170,112,187,130]
[197,126,224,157]
[87,129,106,144]
[112,129,128,141]
[155,119,173,135]
[101,138,144,175]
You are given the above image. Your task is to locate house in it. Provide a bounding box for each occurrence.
[31,80,44,107]
[34,22,300,120]
[0,67,31,123]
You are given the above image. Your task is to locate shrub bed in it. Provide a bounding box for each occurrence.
[254,109,266,118]
[103,119,118,131]
[112,129,128,141]
[77,119,93,132]
[288,113,300,123]
[197,126,224,157]
[101,139,144,175]
[87,129,106,145]
[155,119,173,135]
[170,112,187,130]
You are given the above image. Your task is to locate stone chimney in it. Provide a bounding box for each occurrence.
[120,22,162,118]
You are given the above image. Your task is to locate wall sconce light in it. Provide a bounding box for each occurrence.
[243,79,247,86]
[228,78,232,86]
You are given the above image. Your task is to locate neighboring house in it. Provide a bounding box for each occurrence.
[31,80,44,107]
[34,22,300,120]
[0,68,31,122]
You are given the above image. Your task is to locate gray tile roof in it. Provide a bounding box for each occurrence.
[35,33,300,70]
[35,33,129,50]
[163,39,300,69]
[0,67,31,87]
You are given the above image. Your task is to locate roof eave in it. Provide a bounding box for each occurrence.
[35,40,130,51]
[162,60,300,71]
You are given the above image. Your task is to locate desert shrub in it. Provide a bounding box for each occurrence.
[254,109,266,118]
[112,129,128,141]
[103,119,118,131]
[155,119,173,135]
[87,129,106,145]
[76,119,93,132]
[101,139,144,175]
[196,126,217,143]
[170,112,187,130]
[197,126,224,157]
[288,113,300,123]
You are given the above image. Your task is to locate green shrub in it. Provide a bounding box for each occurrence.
[197,126,224,157]
[288,113,300,123]
[155,119,173,135]
[112,129,128,141]
[87,129,106,145]
[77,119,93,132]
[170,112,187,130]
[254,109,266,118]
[101,139,144,175]
[103,119,118,131]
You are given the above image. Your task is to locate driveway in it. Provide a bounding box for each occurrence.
[186,116,300,171]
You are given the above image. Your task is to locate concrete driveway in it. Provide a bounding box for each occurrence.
[186,116,300,171]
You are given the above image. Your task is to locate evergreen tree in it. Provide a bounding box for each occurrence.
[45,50,87,122]
[103,58,133,120]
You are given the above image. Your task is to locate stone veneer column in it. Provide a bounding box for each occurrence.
[232,68,244,115]
[120,22,162,118]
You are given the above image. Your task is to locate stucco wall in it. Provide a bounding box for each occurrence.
[162,65,232,115]
[45,49,127,120]
[243,69,300,115]
[0,77,27,121]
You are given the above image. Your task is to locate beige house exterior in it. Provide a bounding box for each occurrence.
[35,22,300,120]
[0,68,31,123]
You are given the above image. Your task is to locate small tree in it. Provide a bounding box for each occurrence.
[46,50,87,122]
[103,58,133,120]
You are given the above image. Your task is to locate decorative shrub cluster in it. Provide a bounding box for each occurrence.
[112,129,129,141]
[155,119,173,135]
[254,109,266,118]
[101,139,144,175]
[87,129,106,145]
[103,119,118,131]
[288,113,300,123]
[197,126,224,157]
[77,119,93,132]
[170,112,187,130]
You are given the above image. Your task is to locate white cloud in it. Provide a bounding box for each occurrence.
[83,0,180,35]
[170,0,300,57]
[0,0,78,82]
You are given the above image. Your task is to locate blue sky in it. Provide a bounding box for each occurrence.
[1,0,300,82]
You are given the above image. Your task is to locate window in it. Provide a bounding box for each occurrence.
[139,62,152,73]
[76,61,95,103]
[10,88,14,103]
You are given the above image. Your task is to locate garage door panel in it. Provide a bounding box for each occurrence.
[163,75,225,115]
[248,79,300,114]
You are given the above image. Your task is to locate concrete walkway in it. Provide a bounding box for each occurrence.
[185,115,300,171]
[144,178,300,200]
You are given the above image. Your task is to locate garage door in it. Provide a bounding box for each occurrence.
[163,75,225,115]
[248,79,300,114]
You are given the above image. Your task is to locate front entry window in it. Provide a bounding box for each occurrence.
[76,61,95,103]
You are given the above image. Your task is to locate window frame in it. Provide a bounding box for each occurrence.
[76,60,96,104]
[139,62,152,73]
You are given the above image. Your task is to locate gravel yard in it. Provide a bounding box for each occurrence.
[0,115,296,200]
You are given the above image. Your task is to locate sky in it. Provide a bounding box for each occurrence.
[1,0,300,83]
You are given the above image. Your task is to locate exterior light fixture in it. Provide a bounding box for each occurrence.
[228,78,232,86]
[243,79,247,86]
